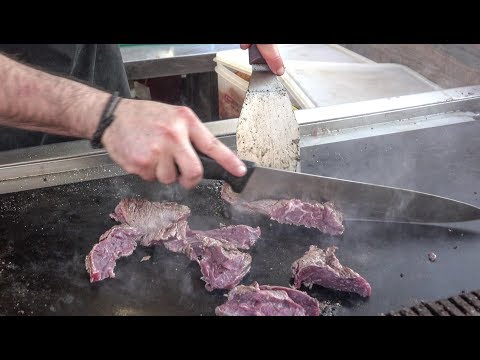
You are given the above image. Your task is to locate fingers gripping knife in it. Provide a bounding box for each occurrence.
[236,45,301,172]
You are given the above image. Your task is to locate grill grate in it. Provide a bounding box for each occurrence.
[384,290,480,316]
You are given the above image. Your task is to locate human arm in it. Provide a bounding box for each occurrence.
[0,53,246,189]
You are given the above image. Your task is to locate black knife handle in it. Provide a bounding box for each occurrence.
[199,154,256,193]
[174,150,256,193]
[249,44,267,65]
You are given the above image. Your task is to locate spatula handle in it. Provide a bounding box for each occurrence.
[249,44,267,65]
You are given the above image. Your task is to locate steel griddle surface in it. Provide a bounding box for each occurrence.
[0,175,478,316]
[1,120,480,316]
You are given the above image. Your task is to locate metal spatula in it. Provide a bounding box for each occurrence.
[236,45,300,172]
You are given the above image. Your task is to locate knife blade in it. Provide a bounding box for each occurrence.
[198,155,480,223]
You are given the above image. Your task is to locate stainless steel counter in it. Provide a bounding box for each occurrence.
[119,44,373,80]
[120,44,239,80]
[1,85,479,194]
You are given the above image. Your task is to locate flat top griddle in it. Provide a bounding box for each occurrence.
[0,120,479,316]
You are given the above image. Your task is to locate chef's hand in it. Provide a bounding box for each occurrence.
[240,44,285,76]
[101,99,247,189]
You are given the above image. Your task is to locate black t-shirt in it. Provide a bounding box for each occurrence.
[0,44,131,151]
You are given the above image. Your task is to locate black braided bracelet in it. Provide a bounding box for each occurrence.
[90,91,122,149]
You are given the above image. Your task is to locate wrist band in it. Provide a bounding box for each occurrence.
[90,91,122,149]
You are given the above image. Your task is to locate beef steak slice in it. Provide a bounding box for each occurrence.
[188,224,261,250]
[215,282,323,316]
[221,184,344,235]
[85,225,141,282]
[184,235,252,292]
[292,245,371,297]
[111,198,190,246]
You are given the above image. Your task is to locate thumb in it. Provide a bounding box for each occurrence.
[257,44,285,76]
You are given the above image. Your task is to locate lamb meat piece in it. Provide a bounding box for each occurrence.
[215,282,323,316]
[188,225,261,250]
[164,224,261,253]
[85,225,141,283]
[107,198,253,289]
[258,285,321,316]
[221,184,344,235]
[110,198,190,246]
[292,245,371,297]
[163,237,190,254]
[185,235,252,292]
[216,284,305,316]
[163,235,252,291]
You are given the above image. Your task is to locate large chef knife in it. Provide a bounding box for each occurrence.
[198,155,480,223]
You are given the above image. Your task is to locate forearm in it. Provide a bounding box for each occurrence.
[0,53,110,139]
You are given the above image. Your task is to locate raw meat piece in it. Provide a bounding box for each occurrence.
[188,225,261,250]
[292,245,371,297]
[215,282,322,316]
[90,198,254,289]
[111,198,190,246]
[163,223,260,255]
[85,225,141,283]
[221,184,344,235]
[258,285,321,316]
[162,226,256,290]
[185,235,252,292]
[163,237,190,254]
